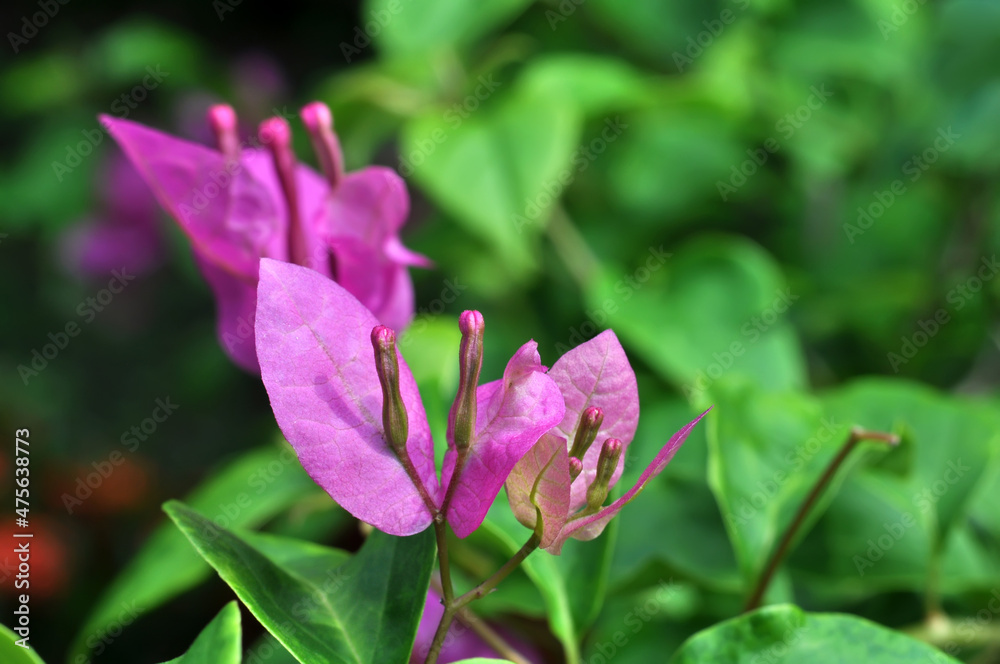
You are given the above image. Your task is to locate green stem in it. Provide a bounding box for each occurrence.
[743,427,899,612]
[545,206,600,290]
[455,607,533,664]
[455,533,540,609]
[433,519,454,604]
[425,533,540,664]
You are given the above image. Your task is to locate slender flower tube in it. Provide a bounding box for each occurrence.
[568,406,604,461]
[448,311,485,452]
[371,326,409,453]
[585,438,623,512]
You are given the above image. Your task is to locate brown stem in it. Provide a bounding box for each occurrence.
[743,427,899,612]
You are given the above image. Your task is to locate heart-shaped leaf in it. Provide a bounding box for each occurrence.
[670,604,961,663]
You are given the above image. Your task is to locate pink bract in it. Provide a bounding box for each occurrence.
[101,103,426,372]
[255,259,564,537]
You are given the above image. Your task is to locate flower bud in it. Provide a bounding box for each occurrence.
[208,104,240,161]
[300,101,345,189]
[260,116,307,268]
[585,438,623,511]
[568,456,584,481]
[447,310,485,451]
[371,325,408,452]
[568,406,604,461]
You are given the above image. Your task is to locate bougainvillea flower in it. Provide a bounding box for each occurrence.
[60,152,164,277]
[100,101,427,372]
[506,330,710,554]
[411,590,543,663]
[255,258,564,537]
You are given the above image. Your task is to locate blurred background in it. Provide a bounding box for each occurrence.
[1,0,999,662]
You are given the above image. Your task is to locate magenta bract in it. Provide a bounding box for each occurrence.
[101,103,426,372]
[256,259,564,537]
[506,330,710,553]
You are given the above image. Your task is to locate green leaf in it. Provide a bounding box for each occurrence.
[705,378,854,590]
[71,444,318,662]
[245,633,300,664]
[588,236,807,401]
[517,55,652,116]
[792,378,1000,598]
[160,602,241,664]
[611,395,739,592]
[670,604,960,663]
[823,378,998,543]
[239,530,352,584]
[0,623,46,664]
[164,501,436,664]
[366,0,532,57]
[402,92,581,273]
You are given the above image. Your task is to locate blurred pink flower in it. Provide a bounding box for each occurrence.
[102,101,427,372]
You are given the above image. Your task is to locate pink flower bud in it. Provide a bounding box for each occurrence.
[448,311,485,451]
[260,116,307,267]
[568,406,604,461]
[585,438,623,511]
[207,104,239,161]
[301,101,344,189]
[371,325,409,452]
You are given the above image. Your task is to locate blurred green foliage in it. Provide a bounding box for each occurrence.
[1,0,999,662]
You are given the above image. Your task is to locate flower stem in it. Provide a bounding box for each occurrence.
[455,532,540,609]
[455,606,533,664]
[743,427,899,612]
[433,519,455,604]
[425,532,540,664]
